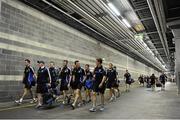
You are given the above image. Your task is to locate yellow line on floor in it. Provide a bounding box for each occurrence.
[0,100,64,112]
[0,104,36,112]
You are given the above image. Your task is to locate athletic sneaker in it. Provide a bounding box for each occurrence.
[78,101,85,107]
[71,104,75,110]
[109,96,116,102]
[99,106,105,111]
[30,100,34,104]
[15,100,22,104]
[30,99,37,104]
[89,107,96,112]
[15,98,23,104]
[109,97,114,102]
[35,104,42,109]
[62,101,66,105]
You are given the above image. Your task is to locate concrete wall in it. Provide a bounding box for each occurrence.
[0,0,158,101]
[171,29,180,94]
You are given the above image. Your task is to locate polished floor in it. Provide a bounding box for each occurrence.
[0,82,180,119]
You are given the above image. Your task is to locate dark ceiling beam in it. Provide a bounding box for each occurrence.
[146,31,158,35]
[152,41,163,45]
[134,6,149,11]
[140,17,153,21]
[67,11,74,14]
[144,38,159,42]
[151,47,175,51]
[167,16,180,22]
[168,6,180,11]
[94,12,108,18]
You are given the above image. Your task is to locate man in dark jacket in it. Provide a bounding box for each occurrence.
[159,72,167,91]
[71,60,85,109]
[124,70,131,92]
[150,74,156,91]
[49,61,59,96]
[59,60,71,104]
[89,58,106,112]
[106,63,117,102]
[36,61,51,108]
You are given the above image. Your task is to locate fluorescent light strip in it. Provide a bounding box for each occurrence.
[107,2,121,16]
[122,18,131,28]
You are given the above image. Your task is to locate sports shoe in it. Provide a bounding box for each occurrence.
[15,99,22,104]
[89,107,96,112]
[99,106,105,111]
[30,100,34,104]
[15,100,21,104]
[19,98,23,103]
[62,101,66,105]
[109,97,114,102]
[109,96,116,102]
[35,104,42,109]
[15,100,19,103]
[71,104,75,110]
[30,99,37,104]
[78,102,83,107]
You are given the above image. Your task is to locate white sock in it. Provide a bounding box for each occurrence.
[20,98,23,102]
[72,103,75,106]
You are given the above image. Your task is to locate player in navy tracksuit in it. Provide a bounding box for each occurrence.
[15,59,36,104]
[159,72,167,91]
[59,60,71,104]
[71,60,85,109]
[49,61,59,96]
[36,61,51,108]
[106,63,117,102]
[124,70,131,92]
[150,74,156,91]
[84,64,93,103]
[89,58,106,112]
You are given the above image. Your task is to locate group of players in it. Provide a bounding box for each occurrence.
[15,58,132,112]
[138,72,167,91]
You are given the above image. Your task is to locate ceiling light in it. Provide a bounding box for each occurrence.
[107,2,121,16]
[122,18,131,28]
